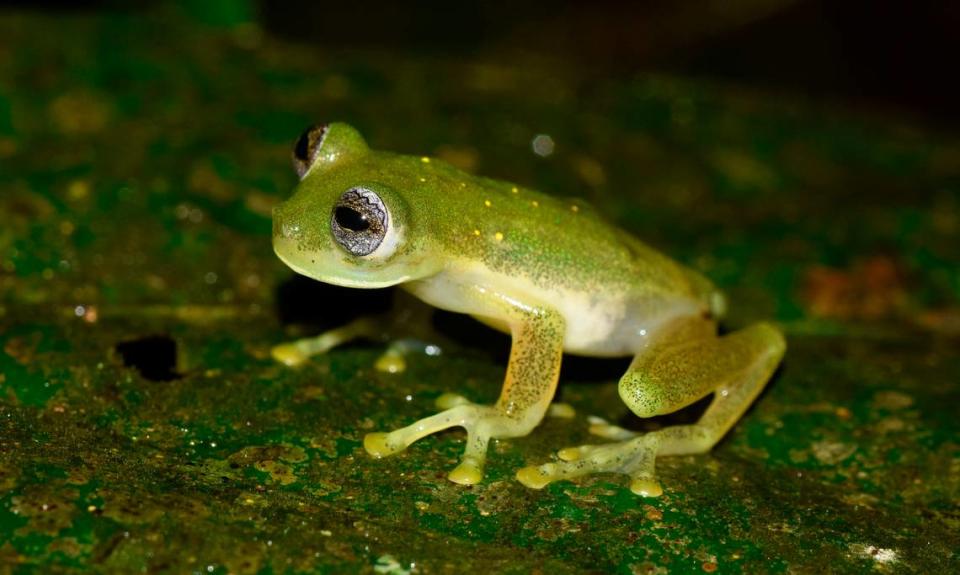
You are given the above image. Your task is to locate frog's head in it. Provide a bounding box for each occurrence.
[273,122,442,288]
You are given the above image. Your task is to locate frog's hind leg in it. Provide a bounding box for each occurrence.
[516,319,785,496]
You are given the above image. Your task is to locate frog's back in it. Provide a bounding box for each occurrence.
[403,162,719,351]
[439,167,718,309]
[372,154,721,353]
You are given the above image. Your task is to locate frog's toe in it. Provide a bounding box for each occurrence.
[363,432,405,458]
[621,437,661,496]
[435,392,471,409]
[448,455,484,485]
[586,415,639,440]
[374,338,443,374]
[271,343,309,367]
[517,435,663,495]
[629,476,663,498]
[515,464,554,489]
[557,444,598,461]
[373,349,407,373]
[516,458,599,489]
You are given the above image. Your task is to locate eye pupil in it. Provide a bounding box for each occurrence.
[334,206,370,232]
[331,187,389,257]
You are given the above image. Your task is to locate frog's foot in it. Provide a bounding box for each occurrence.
[373,339,443,374]
[516,432,665,497]
[272,317,380,367]
[364,398,526,486]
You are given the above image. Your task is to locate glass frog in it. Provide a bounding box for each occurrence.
[272,123,785,497]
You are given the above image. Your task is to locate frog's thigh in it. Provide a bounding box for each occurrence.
[620,320,786,453]
[365,289,565,485]
[517,320,785,495]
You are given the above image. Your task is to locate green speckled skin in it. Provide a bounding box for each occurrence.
[273,123,713,311]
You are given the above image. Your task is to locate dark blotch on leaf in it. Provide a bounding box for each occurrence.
[115,335,182,382]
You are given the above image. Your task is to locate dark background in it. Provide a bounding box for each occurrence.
[261,0,960,128]
[8,0,960,128]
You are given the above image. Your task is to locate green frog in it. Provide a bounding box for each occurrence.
[271,122,785,496]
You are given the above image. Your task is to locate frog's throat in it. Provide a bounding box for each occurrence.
[272,241,411,289]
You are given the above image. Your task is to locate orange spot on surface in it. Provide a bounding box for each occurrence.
[83,306,99,323]
[643,505,662,521]
[800,255,908,320]
[916,308,960,335]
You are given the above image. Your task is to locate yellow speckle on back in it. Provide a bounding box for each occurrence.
[494,232,504,242]
[419,177,426,182]
[511,186,518,194]
[420,156,430,163]
[473,229,481,236]
[571,205,580,213]
[484,199,492,207]
[531,200,539,208]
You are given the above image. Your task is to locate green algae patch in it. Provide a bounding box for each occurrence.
[1,4,959,574]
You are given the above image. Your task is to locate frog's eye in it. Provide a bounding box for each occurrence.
[292,123,328,179]
[331,187,389,257]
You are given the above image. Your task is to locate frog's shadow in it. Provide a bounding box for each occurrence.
[275,276,508,357]
[275,275,394,328]
[274,276,628,376]
[274,276,778,432]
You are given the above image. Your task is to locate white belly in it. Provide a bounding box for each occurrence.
[550,286,700,357]
[405,262,701,358]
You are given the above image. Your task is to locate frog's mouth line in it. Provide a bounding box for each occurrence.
[272,237,410,289]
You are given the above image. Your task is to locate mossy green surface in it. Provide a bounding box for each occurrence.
[1,4,959,574]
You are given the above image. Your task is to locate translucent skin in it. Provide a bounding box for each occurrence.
[272,123,785,496]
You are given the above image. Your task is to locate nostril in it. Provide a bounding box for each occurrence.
[281,221,301,239]
[273,208,302,240]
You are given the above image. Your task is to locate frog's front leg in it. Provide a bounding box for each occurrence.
[271,289,438,372]
[517,319,785,496]
[364,285,565,485]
